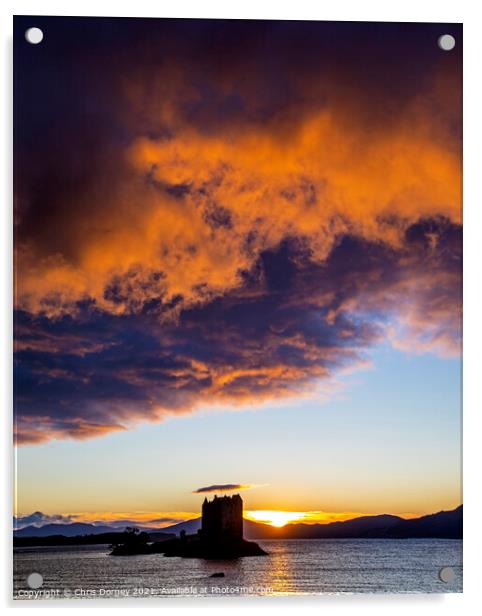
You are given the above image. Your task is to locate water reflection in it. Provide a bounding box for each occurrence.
[14,539,462,598]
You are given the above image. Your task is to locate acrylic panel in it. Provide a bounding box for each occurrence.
[13,16,462,599]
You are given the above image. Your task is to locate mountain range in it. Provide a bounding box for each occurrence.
[14,505,462,542]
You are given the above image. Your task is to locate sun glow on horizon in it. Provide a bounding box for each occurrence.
[245,510,308,527]
[244,509,421,527]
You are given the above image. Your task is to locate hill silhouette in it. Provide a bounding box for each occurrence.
[14,522,119,537]
[14,505,462,545]
[14,528,175,547]
[166,507,462,540]
[385,505,462,539]
[243,515,403,539]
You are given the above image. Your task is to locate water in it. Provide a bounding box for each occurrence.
[13,539,462,599]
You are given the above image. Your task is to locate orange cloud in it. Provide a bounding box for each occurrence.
[16,102,460,320]
[14,19,461,443]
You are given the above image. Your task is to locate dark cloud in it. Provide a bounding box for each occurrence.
[13,219,461,444]
[146,517,186,525]
[13,18,461,444]
[193,484,252,494]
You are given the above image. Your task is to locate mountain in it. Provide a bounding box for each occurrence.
[385,505,462,539]
[14,506,462,541]
[14,522,126,537]
[163,517,202,536]
[242,515,403,539]
[164,507,462,540]
[241,507,462,540]
[163,514,406,540]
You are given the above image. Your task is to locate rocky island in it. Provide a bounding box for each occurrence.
[111,494,267,558]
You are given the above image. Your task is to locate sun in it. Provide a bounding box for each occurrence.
[245,510,306,527]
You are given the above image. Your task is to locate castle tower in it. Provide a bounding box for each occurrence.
[201,494,243,543]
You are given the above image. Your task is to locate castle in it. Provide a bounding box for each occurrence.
[201,494,243,543]
[111,492,267,558]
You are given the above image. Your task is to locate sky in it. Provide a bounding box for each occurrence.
[13,17,462,526]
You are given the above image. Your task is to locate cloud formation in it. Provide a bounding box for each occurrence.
[13,511,195,530]
[193,484,256,494]
[14,18,461,444]
[13,511,74,530]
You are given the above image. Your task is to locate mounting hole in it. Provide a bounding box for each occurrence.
[27,572,43,589]
[439,566,455,583]
[25,27,44,45]
[438,34,455,51]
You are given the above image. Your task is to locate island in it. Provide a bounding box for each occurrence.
[110,494,267,558]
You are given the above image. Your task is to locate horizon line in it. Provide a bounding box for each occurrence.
[14,504,463,530]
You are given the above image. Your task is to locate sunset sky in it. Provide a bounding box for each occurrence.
[14,17,461,526]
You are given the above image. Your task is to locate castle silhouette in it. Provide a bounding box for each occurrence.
[166,493,267,558]
[201,494,243,543]
[111,493,267,558]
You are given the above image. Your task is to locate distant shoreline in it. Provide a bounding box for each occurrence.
[14,536,463,551]
[13,504,463,546]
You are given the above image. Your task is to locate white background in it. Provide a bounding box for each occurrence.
[1,1,480,614]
